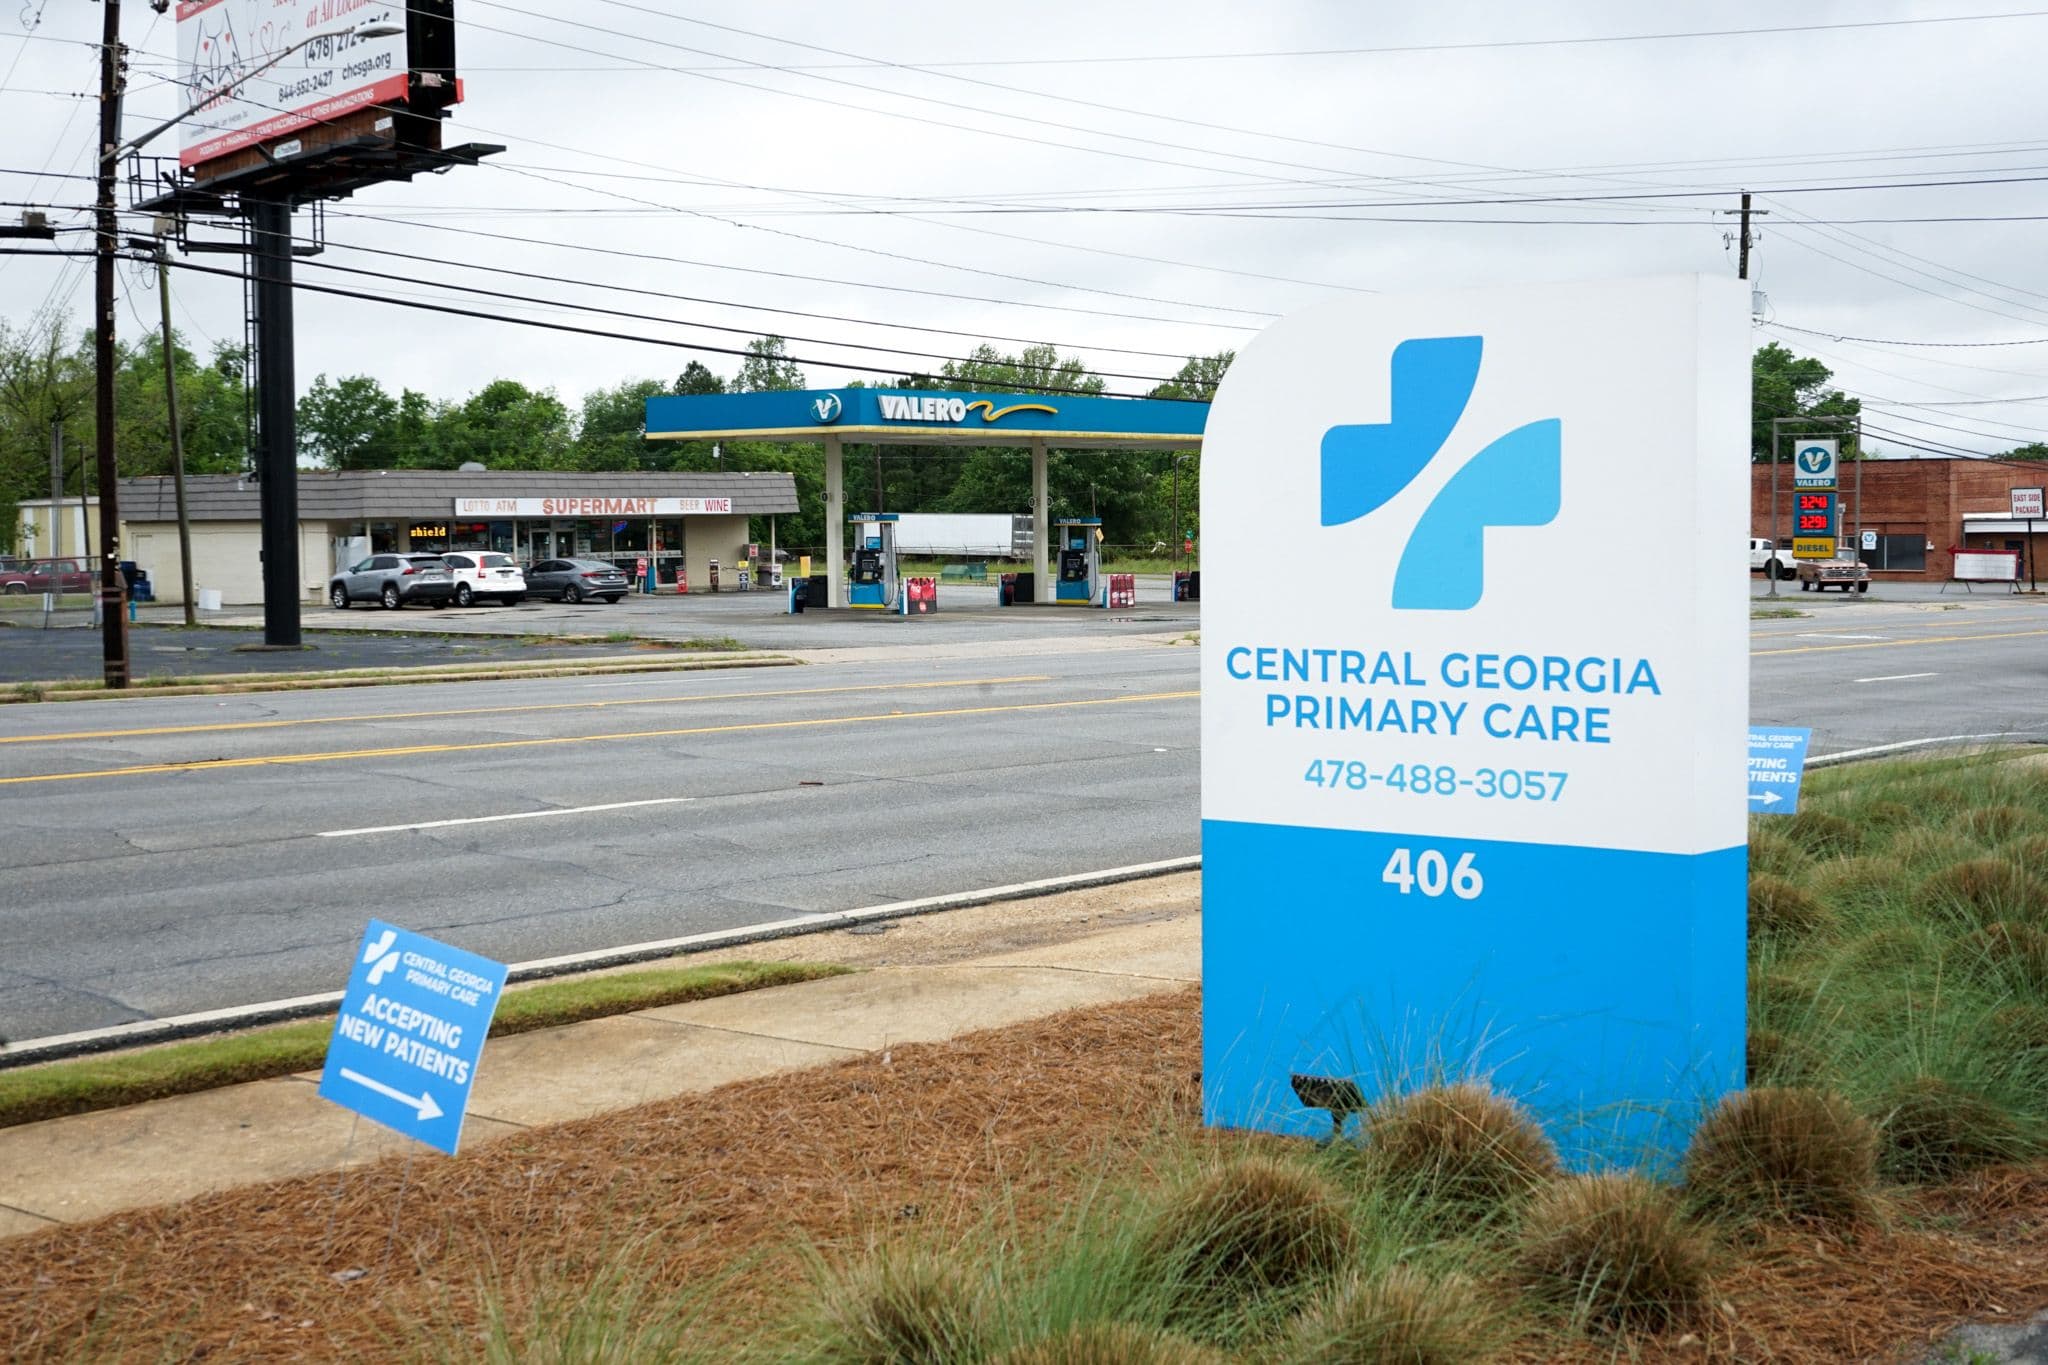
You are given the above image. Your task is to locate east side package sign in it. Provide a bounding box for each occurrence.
[1200,277,1749,1166]
[319,921,507,1155]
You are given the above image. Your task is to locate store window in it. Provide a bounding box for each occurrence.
[1860,532,1926,572]
[369,521,398,553]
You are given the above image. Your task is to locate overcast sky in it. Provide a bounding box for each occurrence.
[2,1,2045,458]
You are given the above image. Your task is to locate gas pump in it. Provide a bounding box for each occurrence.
[847,512,900,609]
[1053,517,1102,604]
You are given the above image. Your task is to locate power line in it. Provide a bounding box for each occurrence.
[146,251,1199,400]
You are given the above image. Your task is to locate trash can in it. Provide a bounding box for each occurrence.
[788,576,808,614]
[998,573,1016,606]
[119,561,153,602]
[1006,572,1036,605]
[808,573,830,609]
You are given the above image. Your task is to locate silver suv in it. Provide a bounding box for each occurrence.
[330,553,455,610]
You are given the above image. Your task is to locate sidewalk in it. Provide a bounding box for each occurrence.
[0,875,1200,1239]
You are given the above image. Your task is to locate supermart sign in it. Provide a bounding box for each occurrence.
[177,1,412,168]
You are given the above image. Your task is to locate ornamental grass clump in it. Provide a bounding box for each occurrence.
[1746,1026,1824,1086]
[1514,1175,1713,1334]
[1142,1157,1354,1305]
[1886,828,1983,873]
[1786,808,1861,857]
[809,1250,986,1365]
[1960,921,2048,992]
[985,1323,1226,1365]
[1280,1266,1499,1365]
[1747,828,1810,880]
[1682,1087,1878,1225]
[1874,1074,2027,1183]
[1747,875,1831,940]
[1957,804,2045,844]
[1360,1083,1559,1216]
[1809,854,1908,920]
[1918,859,2048,930]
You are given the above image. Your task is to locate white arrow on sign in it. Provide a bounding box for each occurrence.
[339,1067,443,1122]
[1748,791,1784,806]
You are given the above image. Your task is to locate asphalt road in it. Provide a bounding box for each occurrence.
[0,648,1198,1041]
[3,596,2044,1043]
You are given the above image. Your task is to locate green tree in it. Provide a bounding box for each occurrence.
[574,377,668,470]
[298,373,399,470]
[672,361,724,396]
[2002,442,2048,460]
[733,336,804,393]
[1148,351,1234,402]
[435,380,574,469]
[1752,343,1860,462]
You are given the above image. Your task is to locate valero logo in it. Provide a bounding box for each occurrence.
[1319,337,1561,611]
[1797,444,1832,474]
[811,393,843,424]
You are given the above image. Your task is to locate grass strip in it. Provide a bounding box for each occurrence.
[0,959,847,1129]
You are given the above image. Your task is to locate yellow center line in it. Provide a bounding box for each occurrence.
[0,675,1055,746]
[1751,627,2048,656]
[0,691,1200,787]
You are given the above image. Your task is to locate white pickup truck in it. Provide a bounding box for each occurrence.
[1749,537,1797,580]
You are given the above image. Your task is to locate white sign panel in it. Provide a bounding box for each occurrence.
[1792,438,1838,488]
[177,1,409,168]
[1200,276,1749,1166]
[453,498,735,517]
[2013,487,2045,519]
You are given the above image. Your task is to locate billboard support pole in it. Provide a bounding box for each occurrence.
[251,195,302,647]
[94,0,131,686]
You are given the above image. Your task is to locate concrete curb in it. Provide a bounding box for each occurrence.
[0,855,1201,1069]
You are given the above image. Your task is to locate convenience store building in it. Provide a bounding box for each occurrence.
[116,469,797,604]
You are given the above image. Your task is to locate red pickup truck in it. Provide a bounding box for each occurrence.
[0,558,92,594]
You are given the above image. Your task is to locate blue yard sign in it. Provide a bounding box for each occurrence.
[1747,727,1812,815]
[318,921,507,1155]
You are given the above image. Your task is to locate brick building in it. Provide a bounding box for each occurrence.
[1751,458,2046,583]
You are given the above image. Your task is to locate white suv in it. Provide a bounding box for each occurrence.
[438,550,527,607]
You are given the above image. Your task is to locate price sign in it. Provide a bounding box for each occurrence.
[1793,491,1837,539]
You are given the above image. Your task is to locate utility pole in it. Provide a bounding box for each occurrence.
[49,420,62,557]
[1720,192,1768,281]
[156,250,195,626]
[93,0,131,686]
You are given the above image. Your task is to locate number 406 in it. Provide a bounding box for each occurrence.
[1381,848,1483,900]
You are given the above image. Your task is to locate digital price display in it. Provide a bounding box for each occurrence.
[1793,492,1837,537]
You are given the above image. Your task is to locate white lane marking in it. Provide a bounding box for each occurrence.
[1797,632,1886,641]
[318,797,692,838]
[0,855,1202,1064]
[1853,672,1939,684]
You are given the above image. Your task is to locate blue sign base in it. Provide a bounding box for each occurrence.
[1201,820,1746,1170]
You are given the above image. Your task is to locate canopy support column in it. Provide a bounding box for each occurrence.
[1031,438,1050,603]
[825,436,845,609]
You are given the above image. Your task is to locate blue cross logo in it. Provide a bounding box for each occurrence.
[1320,337,1561,611]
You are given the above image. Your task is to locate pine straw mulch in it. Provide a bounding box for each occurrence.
[1,986,2045,1364]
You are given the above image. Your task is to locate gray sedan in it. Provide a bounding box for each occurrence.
[524,558,629,603]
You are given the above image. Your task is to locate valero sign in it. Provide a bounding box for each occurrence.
[1200,277,1749,1166]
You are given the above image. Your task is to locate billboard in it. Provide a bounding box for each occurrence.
[1201,276,1749,1167]
[176,1,411,169]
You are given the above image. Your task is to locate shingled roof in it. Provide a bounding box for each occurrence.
[117,470,800,521]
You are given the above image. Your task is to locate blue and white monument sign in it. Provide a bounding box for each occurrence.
[1201,277,1749,1164]
[319,920,508,1155]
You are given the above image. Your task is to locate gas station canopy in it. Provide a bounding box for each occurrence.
[644,387,1208,449]
[642,388,1208,605]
